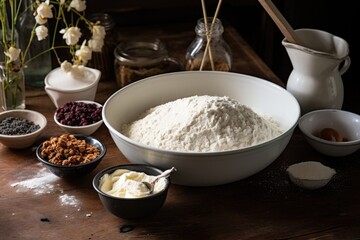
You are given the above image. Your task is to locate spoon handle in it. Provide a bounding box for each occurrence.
[153,167,177,182]
[258,0,303,45]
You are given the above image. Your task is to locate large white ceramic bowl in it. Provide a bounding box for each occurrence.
[102,71,300,186]
[44,67,101,108]
[298,109,360,157]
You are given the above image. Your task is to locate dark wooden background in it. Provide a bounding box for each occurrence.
[85,0,358,113]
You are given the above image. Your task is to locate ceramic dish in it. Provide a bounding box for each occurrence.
[92,164,170,219]
[36,134,106,178]
[102,71,300,186]
[54,100,103,135]
[44,67,101,108]
[0,109,47,149]
[298,109,360,157]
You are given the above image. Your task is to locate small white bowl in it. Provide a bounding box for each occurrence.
[0,110,47,149]
[54,100,103,135]
[44,67,101,108]
[287,161,336,190]
[298,109,360,157]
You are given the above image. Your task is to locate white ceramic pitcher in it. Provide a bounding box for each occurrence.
[282,28,351,114]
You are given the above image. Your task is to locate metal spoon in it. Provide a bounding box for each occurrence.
[142,167,177,194]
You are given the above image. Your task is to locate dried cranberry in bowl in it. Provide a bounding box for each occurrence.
[55,101,102,126]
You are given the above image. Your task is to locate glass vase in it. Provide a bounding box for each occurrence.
[0,63,26,111]
[17,0,52,88]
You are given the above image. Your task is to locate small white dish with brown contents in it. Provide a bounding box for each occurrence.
[298,109,360,157]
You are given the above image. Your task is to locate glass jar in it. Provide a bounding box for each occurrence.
[114,38,182,88]
[86,13,116,81]
[185,17,232,71]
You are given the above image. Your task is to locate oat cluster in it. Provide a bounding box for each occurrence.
[40,134,100,166]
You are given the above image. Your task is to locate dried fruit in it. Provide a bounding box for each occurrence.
[55,101,102,126]
[319,127,346,142]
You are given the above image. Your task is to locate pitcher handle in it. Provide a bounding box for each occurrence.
[339,56,351,75]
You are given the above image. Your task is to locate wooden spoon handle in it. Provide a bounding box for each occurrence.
[258,0,302,45]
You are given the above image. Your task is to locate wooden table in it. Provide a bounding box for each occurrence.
[1,23,360,240]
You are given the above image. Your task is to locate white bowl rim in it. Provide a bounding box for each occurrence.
[299,109,360,146]
[103,71,301,156]
[54,100,103,129]
[0,109,47,138]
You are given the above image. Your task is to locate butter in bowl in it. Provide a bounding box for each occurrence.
[92,164,175,219]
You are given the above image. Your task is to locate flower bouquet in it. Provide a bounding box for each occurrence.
[0,0,106,110]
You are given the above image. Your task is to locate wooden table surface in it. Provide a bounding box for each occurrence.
[1,23,360,240]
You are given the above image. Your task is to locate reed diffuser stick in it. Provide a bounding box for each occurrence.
[200,0,222,71]
[200,0,222,70]
[199,0,223,71]
[200,0,215,71]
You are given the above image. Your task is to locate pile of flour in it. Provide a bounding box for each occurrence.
[121,95,283,152]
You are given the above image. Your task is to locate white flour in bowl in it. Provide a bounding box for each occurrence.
[121,95,283,152]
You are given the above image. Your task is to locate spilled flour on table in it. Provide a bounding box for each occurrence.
[59,194,80,207]
[10,165,60,195]
[10,163,83,216]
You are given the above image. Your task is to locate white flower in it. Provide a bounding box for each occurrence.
[60,27,82,45]
[75,41,92,65]
[61,60,73,72]
[35,25,48,41]
[70,65,85,79]
[36,0,53,19]
[91,25,106,40]
[35,15,47,24]
[70,0,86,12]
[4,47,21,63]
[61,62,85,79]
[88,38,104,52]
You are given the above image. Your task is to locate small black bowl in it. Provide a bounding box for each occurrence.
[36,135,106,178]
[92,164,170,219]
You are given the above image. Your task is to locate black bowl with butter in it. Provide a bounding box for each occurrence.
[92,164,170,219]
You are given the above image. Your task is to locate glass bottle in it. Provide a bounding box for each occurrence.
[17,0,52,88]
[86,13,116,81]
[186,17,232,71]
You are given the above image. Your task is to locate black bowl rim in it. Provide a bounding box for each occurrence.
[92,163,170,200]
[36,134,107,168]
